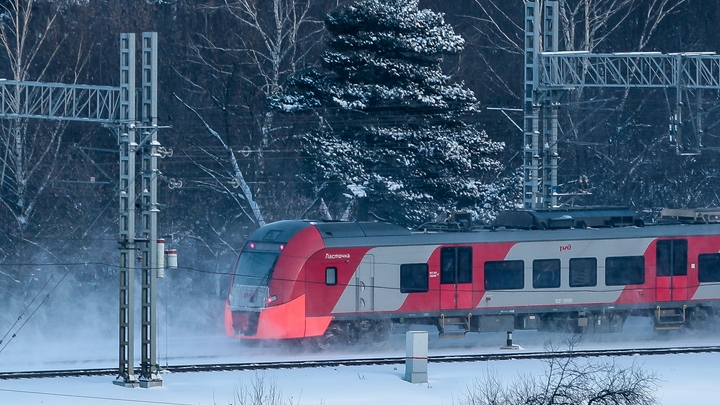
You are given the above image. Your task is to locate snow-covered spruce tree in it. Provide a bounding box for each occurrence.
[273,0,515,226]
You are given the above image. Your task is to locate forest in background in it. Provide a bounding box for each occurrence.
[1,0,720,334]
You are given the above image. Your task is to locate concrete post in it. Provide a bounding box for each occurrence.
[404,331,428,384]
[501,330,522,350]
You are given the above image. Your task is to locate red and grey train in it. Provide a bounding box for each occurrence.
[224,208,720,348]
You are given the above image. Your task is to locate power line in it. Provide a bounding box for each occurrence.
[0,274,54,348]
[0,388,196,405]
[0,265,73,355]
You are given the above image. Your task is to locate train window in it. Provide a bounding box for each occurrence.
[533,259,560,288]
[440,248,454,284]
[457,247,472,283]
[699,254,720,282]
[400,263,429,293]
[569,258,597,287]
[263,230,283,241]
[656,239,688,276]
[605,256,645,286]
[484,260,524,290]
[440,247,473,284]
[325,267,337,286]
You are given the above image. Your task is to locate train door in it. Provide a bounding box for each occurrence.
[656,239,688,301]
[440,247,473,310]
[356,254,375,312]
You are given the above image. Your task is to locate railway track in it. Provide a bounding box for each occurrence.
[2,345,719,380]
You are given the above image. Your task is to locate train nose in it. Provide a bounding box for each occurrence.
[231,311,260,336]
[232,312,249,333]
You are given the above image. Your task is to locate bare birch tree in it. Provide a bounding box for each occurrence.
[558,0,635,52]
[174,0,324,226]
[464,0,691,207]
[557,0,690,207]
[0,0,82,239]
[456,339,660,405]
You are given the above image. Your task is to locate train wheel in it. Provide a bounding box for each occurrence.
[369,320,392,347]
[313,324,342,350]
[684,308,710,335]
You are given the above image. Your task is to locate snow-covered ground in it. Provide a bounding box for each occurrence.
[3,315,720,370]
[0,348,717,404]
[1,315,720,404]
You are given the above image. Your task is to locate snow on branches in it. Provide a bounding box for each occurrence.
[272,0,518,226]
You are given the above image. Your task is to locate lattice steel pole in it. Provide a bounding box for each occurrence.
[139,32,162,388]
[115,33,138,388]
[523,1,541,208]
[541,1,559,208]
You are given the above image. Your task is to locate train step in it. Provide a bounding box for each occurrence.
[654,325,682,331]
[654,307,686,330]
[438,331,467,339]
[437,315,471,337]
[440,317,468,325]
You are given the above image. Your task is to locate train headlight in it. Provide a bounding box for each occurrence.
[266,295,277,304]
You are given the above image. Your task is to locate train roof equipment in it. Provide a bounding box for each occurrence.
[492,207,641,230]
[418,212,476,232]
[659,208,720,224]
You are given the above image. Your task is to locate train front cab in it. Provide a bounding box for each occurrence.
[225,221,331,340]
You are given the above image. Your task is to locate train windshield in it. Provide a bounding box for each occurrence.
[232,242,282,286]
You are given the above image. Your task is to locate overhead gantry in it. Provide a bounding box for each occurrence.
[523,1,720,208]
[0,32,164,388]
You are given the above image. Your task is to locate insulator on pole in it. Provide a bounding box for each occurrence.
[165,249,178,269]
[157,239,165,278]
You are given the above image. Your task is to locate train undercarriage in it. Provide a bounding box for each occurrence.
[306,319,393,349]
[231,304,717,350]
[309,305,717,349]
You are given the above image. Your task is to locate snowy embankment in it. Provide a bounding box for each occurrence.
[0,352,717,405]
[1,316,720,404]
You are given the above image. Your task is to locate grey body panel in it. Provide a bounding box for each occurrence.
[332,245,438,313]
[482,238,655,308]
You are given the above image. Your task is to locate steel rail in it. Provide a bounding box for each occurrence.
[2,345,719,380]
